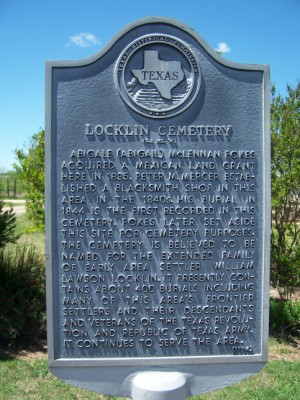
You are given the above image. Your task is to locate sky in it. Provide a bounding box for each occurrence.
[0,0,299,171]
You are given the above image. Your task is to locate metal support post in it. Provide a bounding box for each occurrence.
[131,371,187,400]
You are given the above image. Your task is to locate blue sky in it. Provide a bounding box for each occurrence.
[0,0,299,171]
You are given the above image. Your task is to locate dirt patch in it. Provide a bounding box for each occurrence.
[269,336,300,361]
[270,287,300,302]
[0,340,47,361]
[16,349,47,361]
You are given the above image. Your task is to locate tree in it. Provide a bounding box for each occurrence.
[271,82,300,299]
[0,199,19,249]
[14,130,45,230]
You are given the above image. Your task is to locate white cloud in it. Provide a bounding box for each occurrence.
[215,42,231,54]
[67,32,101,47]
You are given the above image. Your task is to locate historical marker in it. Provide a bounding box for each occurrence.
[46,17,270,397]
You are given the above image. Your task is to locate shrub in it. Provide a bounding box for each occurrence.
[14,130,45,231]
[0,199,20,249]
[271,83,300,299]
[0,245,46,346]
[269,298,300,336]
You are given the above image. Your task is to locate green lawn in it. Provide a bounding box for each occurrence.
[12,212,45,254]
[0,357,111,400]
[197,361,300,399]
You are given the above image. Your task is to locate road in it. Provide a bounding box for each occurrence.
[2,199,26,215]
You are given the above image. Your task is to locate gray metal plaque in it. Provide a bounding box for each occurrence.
[46,17,270,396]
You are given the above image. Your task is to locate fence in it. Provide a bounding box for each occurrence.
[0,174,25,198]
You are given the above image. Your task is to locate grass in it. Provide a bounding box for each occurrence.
[0,357,112,400]
[0,338,299,400]
[13,213,45,254]
[196,360,300,399]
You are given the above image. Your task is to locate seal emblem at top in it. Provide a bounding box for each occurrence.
[116,34,201,118]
